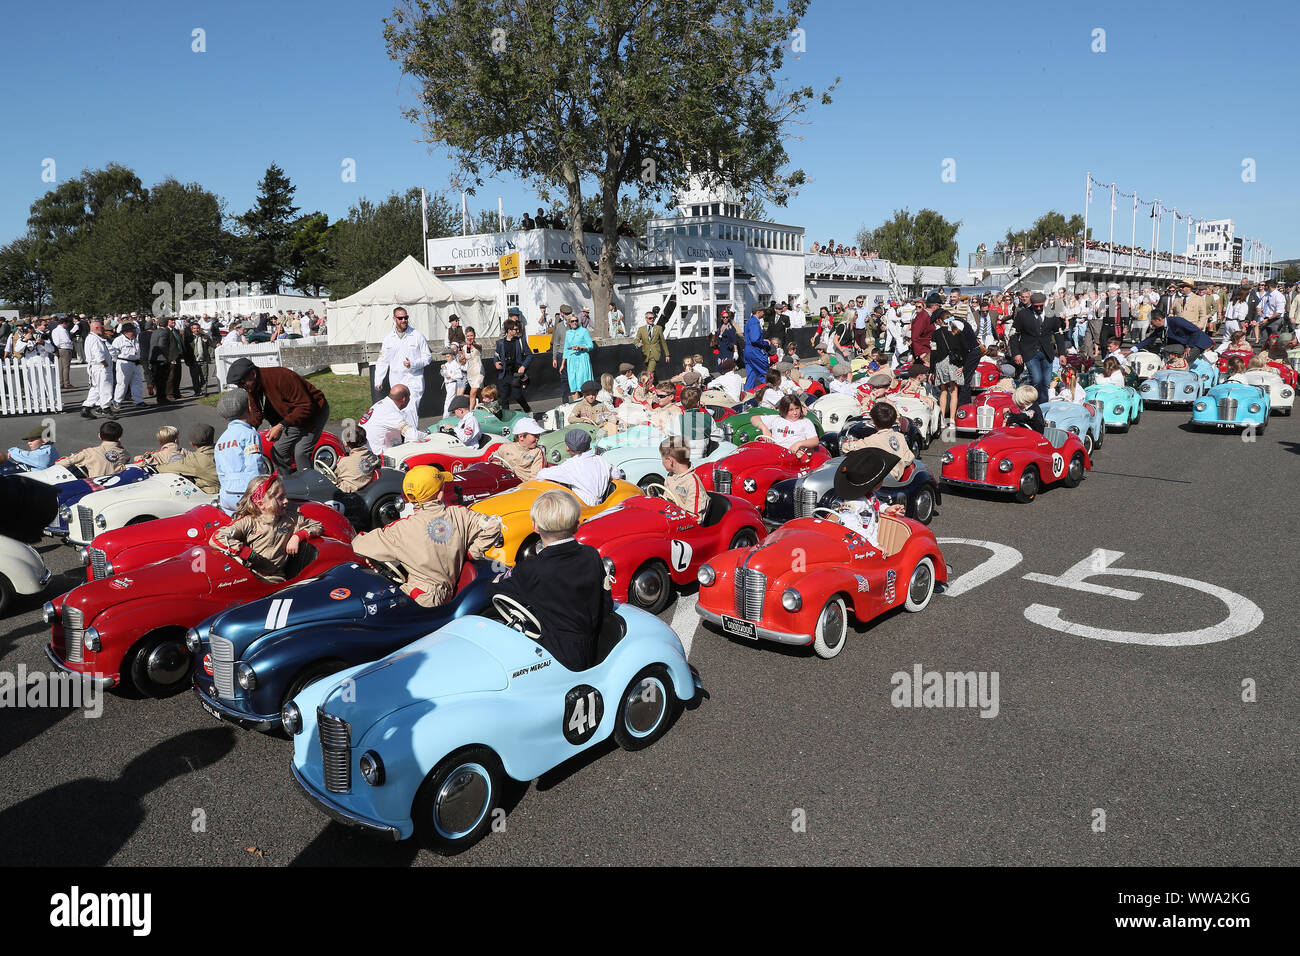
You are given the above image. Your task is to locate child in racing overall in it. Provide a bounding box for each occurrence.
[659,438,710,523]
[210,473,325,583]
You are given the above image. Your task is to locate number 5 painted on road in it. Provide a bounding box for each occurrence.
[1023,549,1263,646]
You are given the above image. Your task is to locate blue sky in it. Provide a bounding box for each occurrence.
[4,0,1297,262]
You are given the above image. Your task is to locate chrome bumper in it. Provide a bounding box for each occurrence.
[695,605,812,647]
[940,477,1017,492]
[43,643,117,687]
[193,683,274,731]
[291,763,402,841]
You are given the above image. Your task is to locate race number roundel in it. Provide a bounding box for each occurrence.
[669,539,693,573]
[1051,452,1064,478]
[563,685,604,745]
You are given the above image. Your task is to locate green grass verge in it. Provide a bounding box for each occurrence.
[200,371,374,424]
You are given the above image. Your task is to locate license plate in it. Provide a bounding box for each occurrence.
[721,615,758,641]
[200,698,222,721]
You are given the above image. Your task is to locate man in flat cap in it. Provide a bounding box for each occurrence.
[226,357,330,473]
[1009,291,1065,405]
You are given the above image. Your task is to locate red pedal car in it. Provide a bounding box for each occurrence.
[695,440,830,511]
[971,362,1002,392]
[940,425,1090,503]
[46,535,356,696]
[575,491,766,614]
[439,461,522,506]
[256,429,347,473]
[695,514,946,659]
[78,502,353,582]
[380,433,507,473]
[1267,360,1299,389]
[953,390,1017,434]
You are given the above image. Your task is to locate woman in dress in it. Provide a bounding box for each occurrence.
[462,326,484,409]
[560,313,594,399]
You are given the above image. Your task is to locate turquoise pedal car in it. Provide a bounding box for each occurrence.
[288,600,696,852]
[1191,382,1270,433]
[430,407,530,438]
[1083,384,1143,432]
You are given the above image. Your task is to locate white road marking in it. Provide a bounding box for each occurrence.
[1023,549,1264,646]
[936,538,1024,597]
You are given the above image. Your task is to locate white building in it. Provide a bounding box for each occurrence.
[424,182,912,340]
[1192,219,1235,264]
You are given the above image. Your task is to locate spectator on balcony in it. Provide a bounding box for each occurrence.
[521,212,535,230]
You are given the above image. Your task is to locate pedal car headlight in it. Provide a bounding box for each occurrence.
[236,663,257,690]
[1140,383,1150,391]
[281,701,302,735]
[941,451,953,464]
[781,588,802,612]
[185,628,202,654]
[697,564,715,586]
[602,557,615,580]
[59,505,71,521]
[84,627,101,652]
[549,449,562,463]
[998,459,1014,473]
[1249,403,1261,414]
[360,751,385,786]
[95,514,107,530]
[1282,390,1292,399]
[956,409,967,419]
[78,547,90,566]
[1113,405,1124,415]
[765,488,780,504]
[1184,385,1194,394]
[1068,425,1079,434]
[43,602,57,624]
[1195,401,1207,412]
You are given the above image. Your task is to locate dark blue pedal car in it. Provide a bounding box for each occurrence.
[190,558,494,733]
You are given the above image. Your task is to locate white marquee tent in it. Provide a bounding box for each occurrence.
[327,255,499,346]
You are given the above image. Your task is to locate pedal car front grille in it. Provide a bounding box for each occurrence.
[63,606,84,662]
[77,505,95,541]
[209,635,236,698]
[967,448,989,482]
[1217,397,1238,422]
[796,487,818,518]
[713,468,732,495]
[1159,380,1176,401]
[733,568,766,620]
[88,547,108,580]
[318,711,352,794]
[976,405,995,431]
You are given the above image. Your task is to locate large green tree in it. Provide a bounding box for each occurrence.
[385,0,834,335]
[287,212,338,296]
[857,208,961,267]
[0,237,50,314]
[1003,210,1087,249]
[236,163,300,293]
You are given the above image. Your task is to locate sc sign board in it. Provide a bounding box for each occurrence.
[676,278,710,306]
[498,253,520,281]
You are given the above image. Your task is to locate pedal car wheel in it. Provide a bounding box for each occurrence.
[281,661,346,713]
[904,557,936,612]
[370,493,403,529]
[614,664,680,751]
[413,746,504,854]
[912,487,935,525]
[128,628,193,698]
[517,533,541,562]
[812,596,848,659]
[628,559,672,615]
[0,575,14,618]
[1015,465,1039,503]
[1062,452,1085,488]
[257,453,273,474]
[728,527,760,550]
[1082,432,1094,456]
[637,473,664,492]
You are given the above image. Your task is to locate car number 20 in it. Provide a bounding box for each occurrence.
[563,684,604,745]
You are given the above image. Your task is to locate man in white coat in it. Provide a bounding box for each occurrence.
[81,321,115,419]
[110,321,145,407]
[373,306,432,413]
[358,384,424,455]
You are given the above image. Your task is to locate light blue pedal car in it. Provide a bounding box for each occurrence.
[1139,360,1218,407]
[1041,400,1105,456]
[1191,382,1270,433]
[1083,384,1143,432]
[288,599,697,852]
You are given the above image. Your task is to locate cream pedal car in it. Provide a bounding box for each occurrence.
[0,534,53,616]
[380,432,507,473]
[888,393,943,448]
[1128,351,1162,379]
[1243,370,1294,415]
[807,393,863,431]
[63,472,217,546]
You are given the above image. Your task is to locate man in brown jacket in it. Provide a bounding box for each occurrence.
[226,357,330,473]
[351,466,501,607]
[1170,279,1207,331]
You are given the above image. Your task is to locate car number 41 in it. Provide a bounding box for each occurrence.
[563,685,604,745]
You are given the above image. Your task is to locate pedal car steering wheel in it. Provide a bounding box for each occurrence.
[811,507,842,523]
[314,459,338,483]
[364,557,407,584]
[641,482,669,498]
[491,593,542,640]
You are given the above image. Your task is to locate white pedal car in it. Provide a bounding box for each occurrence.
[1243,370,1295,415]
[808,393,863,431]
[889,393,943,447]
[1128,351,1162,379]
[64,472,217,546]
[0,535,52,616]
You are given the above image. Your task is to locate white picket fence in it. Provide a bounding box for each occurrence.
[0,358,63,415]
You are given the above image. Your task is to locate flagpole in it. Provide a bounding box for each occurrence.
[1152,201,1160,275]
[461,191,468,236]
[1130,193,1138,270]
[1082,171,1091,272]
[421,187,429,271]
[1108,183,1116,269]
[498,196,504,233]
